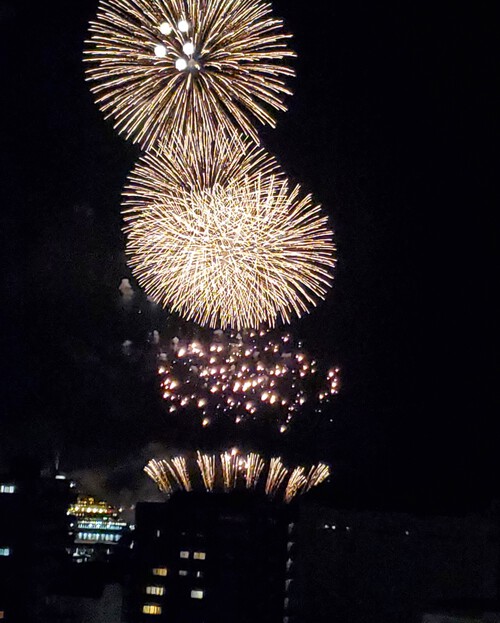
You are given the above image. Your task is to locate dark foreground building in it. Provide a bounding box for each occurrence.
[131,491,295,623]
[296,501,500,623]
[0,464,75,622]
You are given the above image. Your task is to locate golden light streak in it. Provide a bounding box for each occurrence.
[244,452,265,489]
[284,466,307,503]
[85,0,295,148]
[123,134,335,330]
[167,456,192,492]
[305,462,330,492]
[144,459,173,494]
[221,451,239,491]
[265,457,288,497]
[196,451,216,492]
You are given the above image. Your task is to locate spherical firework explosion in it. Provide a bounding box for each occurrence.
[123,135,335,330]
[157,328,340,432]
[145,449,330,503]
[85,0,295,148]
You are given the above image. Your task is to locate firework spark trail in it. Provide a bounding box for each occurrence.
[123,134,335,330]
[144,459,173,494]
[220,451,239,491]
[197,451,216,492]
[284,466,307,503]
[245,452,265,489]
[85,0,295,148]
[167,456,192,491]
[305,462,330,492]
[265,457,288,497]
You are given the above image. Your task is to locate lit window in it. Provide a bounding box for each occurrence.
[0,485,15,494]
[0,548,11,557]
[191,589,204,599]
[146,586,165,596]
[142,604,162,615]
[0,610,4,619]
[193,551,206,560]
[196,570,204,578]
[152,568,167,577]
[180,550,189,559]
[179,570,188,576]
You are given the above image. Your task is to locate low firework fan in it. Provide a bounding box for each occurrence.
[85,0,295,148]
[145,449,331,504]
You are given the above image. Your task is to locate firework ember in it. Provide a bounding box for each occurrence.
[157,328,340,431]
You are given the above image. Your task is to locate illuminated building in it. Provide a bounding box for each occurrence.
[68,496,129,563]
[130,491,296,623]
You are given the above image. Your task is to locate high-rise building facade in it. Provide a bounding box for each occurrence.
[131,491,295,623]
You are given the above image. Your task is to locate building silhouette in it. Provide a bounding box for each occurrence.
[131,491,296,623]
[0,462,75,622]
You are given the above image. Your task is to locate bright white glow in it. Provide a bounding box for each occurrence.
[182,41,195,55]
[177,19,190,32]
[191,589,204,599]
[175,57,188,71]
[154,44,167,58]
[159,22,172,35]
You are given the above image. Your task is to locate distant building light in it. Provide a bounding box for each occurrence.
[196,571,203,578]
[180,550,189,559]
[179,570,188,576]
[152,568,168,577]
[0,610,5,619]
[55,474,66,480]
[0,485,15,494]
[405,530,410,536]
[193,551,206,560]
[0,548,11,557]
[142,604,162,615]
[191,589,204,599]
[146,586,165,596]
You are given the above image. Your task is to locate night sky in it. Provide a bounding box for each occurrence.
[2,0,496,512]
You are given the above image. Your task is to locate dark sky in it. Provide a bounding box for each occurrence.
[1,0,497,512]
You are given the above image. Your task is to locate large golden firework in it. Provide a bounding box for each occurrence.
[85,0,295,148]
[123,135,335,330]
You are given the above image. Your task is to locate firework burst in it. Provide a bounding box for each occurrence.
[123,135,335,330]
[85,0,295,148]
[157,327,340,431]
[145,449,330,503]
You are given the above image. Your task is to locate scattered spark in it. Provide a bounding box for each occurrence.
[155,328,340,431]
